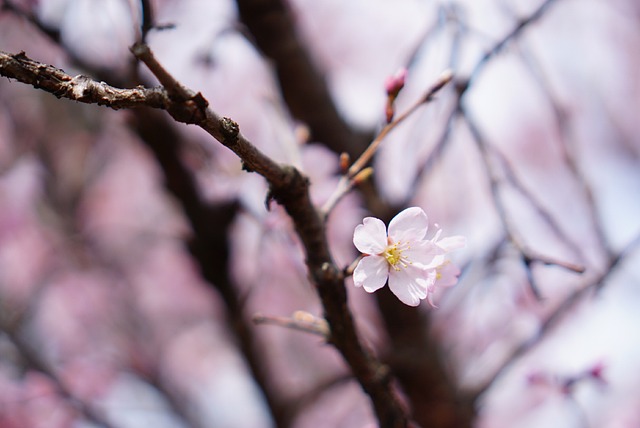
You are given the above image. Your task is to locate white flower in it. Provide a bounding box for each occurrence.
[352,207,443,306]
[426,226,466,307]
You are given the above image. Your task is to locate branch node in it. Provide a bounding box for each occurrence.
[319,262,342,282]
[220,116,239,143]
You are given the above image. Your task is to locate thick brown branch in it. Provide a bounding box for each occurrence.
[268,166,409,428]
[0,47,411,428]
[0,51,167,109]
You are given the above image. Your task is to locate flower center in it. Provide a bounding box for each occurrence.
[384,241,410,271]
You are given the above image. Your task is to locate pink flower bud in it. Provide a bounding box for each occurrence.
[384,68,408,97]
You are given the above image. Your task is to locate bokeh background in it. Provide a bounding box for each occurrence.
[0,0,639,427]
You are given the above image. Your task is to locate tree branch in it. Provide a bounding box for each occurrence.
[471,232,640,400]
[0,47,411,428]
[467,0,561,86]
[235,0,370,158]
[0,51,167,109]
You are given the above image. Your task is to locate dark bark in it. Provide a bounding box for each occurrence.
[235,0,370,158]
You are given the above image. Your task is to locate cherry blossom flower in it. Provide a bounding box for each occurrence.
[426,226,466,306]
[352,207,450,306]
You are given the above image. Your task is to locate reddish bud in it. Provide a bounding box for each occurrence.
[384,68,408,122]
[385,68,408,98]
[339,152,350,173]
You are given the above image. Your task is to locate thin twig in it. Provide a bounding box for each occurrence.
[1,0,62,43]
[253,311,330,338]
[462,109,584,291]
[321,167,372,217]
[471,232,640,400]
[347,69,453,179]
[515,43,612,260]
[467,0,562,86]
[490,144,587,267]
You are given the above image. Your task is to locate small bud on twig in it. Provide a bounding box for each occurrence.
[352,167,373,185]
[384,68,408,123]
[339,152,350,174]
[384,68,408,99]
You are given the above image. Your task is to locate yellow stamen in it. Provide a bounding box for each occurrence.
[384,242,410,271]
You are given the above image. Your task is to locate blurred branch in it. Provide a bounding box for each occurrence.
[0,317,116,428]
[467,0,562,85]
[472,232,640,400]
[285,372,352,419]
[253,311,330,338]
[0,1,135,85]
[462,109,585,289]
[410,0,566,210]
[376,288,476,428]
[516,44,613,259]
[130,108,292,428]
[407,9,465,200]
[1,0,62,43]
[139,0,154,42]
[25,126,205,428]
[0,46,411,428]
[490,144,586,268]
[234,0,370,158]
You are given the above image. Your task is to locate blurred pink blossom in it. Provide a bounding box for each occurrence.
[428,226,466,306]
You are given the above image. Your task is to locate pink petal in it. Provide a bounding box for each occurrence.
[387,265,433,306]
[388,207,428,243]
[436,235,466,252]
[435,262,461,288]
[426,290,438,308]
[404,241,444,268]
[353,217,387,254]
[353,255,389,293]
